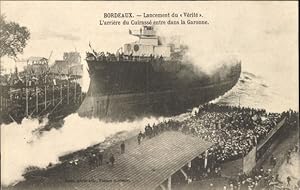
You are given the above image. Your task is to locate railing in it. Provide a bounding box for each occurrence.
[257,118,286,151]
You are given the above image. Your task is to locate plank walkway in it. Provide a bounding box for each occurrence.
[12,131,212,190]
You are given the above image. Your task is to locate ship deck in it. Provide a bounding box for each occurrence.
[11,131,212,190]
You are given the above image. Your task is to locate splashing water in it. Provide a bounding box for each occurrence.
[1,113,166,186]
[212,71,298,113]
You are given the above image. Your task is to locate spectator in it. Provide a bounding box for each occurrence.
[109,154,115,167]
[287,176,291,186]
[120,142,125,154]
[138,131,143,145]
[98,152,103,166]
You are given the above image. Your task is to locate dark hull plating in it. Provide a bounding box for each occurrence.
[78,60,241,121]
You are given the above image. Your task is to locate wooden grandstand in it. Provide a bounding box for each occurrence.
[12,131,212,190]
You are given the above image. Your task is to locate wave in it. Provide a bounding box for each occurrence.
[212,71,297,112]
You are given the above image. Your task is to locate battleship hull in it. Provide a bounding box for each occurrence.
[78,60,241,121]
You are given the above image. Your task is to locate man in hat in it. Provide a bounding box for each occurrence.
[98,151,103,166]
[120,141,125,154]
[137,131,143,145]
[287,151,291,164]
[270,154,276,167]
[287,176,291,186]
[109,154,115,167]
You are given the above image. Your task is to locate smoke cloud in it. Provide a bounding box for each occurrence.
[156,26,240,75]
[1,114,167,186]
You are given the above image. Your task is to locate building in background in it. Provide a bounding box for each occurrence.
[51,52,83,76]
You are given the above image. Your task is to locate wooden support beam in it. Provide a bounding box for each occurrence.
[0,95,2,111]
[96,101,99,115]
[180,169,188,180]
[52,85,55,106]
[159,184,166,190]
[60,84,63,105]
[36,86,38,113]
[25,86,28,117]
[44,85,47,109]
[67,80,70,104]
[167,176,171,190]
[204,150,208,169]
[9,114,16,123]
[74,80,77,103]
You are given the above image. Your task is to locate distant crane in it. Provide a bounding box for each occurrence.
[47,50,53,65]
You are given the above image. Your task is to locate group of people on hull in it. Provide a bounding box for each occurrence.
[87,51,165,63]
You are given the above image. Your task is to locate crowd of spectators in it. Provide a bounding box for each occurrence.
[225,143,299,190]
[137,103,298,189]
[140,103,284,165]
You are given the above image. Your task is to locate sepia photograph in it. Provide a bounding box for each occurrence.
[0,1,299,190]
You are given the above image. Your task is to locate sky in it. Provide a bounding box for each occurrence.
[1,1,298,107]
